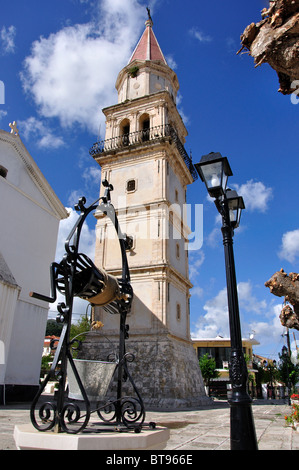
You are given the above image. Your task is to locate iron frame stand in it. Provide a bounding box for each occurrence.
[30,181,151,434]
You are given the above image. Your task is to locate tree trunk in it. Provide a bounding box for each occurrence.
[265,269,299,330]
[237,0,299,94]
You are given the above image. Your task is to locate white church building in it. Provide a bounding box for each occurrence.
[0,123,68,404]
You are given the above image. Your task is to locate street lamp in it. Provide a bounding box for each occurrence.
[195,152,232,198]
[225,189,245,229]
[195,152,258,451]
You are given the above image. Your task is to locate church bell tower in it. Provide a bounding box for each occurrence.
[87,15,208,408]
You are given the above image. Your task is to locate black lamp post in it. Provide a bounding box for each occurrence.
[195,152,258,451]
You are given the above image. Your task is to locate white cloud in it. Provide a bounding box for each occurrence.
[232,180,273,213]
[249,304,284,352]
[165,55,177,70]
[189,251,205,298]
[226,37,237,53]
[191,286,204,298]
[55,207,96,262]
[67,190,87,208]
[278,228,299,263]
[1,25,16,55]
[82,166,101,185]
[19,116,65,149]
[204,180,272,249]
[20,0,145,134]
[189,250,205,280]
[189,27,212,43]
[175,91,190,126]
[191,281,271,340]
[66,164,102,207]
[192,286,229,339]
[238,281,267,314]
[0,110,7,121]
[206,226,222,248]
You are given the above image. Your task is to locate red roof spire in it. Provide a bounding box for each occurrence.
[129,14,167,65]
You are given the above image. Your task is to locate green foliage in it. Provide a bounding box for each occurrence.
[69,315,91,357]
[256,365,267,384]
[127,65,139,77]
[70,315,91,342]
[40,354,52,377]
[41,354,52,370]
[277,352,299,390]
[199,353,220,386]
[45,319,63,336]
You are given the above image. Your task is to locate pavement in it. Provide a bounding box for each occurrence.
[1,397,299,451]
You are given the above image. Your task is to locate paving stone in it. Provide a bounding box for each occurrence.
[0,398,298,451]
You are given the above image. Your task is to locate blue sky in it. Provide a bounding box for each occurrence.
[1,0,298,360]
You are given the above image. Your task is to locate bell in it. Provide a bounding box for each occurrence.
[57,253,123,307]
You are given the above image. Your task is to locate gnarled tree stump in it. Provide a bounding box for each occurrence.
[265,269,299,330]
[238,0,299,94]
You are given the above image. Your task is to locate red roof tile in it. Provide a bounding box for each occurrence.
[129,20,167,65]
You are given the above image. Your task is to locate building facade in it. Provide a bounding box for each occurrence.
[0,126,68,403]
[83,17,209,408]
[193,336,260,398]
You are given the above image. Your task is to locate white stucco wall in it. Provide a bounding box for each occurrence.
[0,282,19,384]
[0,131,67,387]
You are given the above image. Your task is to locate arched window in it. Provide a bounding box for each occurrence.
[120,119,130,146]
[139,114,150,142]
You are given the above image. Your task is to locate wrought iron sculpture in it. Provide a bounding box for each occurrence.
[30,180,151,434]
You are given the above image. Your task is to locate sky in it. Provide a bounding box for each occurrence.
[1,0,298,361]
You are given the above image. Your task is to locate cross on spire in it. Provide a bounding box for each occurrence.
[146,7,153,23]
[128,11,167,65]
[9,121,19,136]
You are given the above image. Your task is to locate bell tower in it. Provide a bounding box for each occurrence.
[87,15,208,408]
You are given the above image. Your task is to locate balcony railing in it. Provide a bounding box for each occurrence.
[89,124,198,180]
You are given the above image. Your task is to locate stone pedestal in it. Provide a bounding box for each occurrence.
[80,332,211,410]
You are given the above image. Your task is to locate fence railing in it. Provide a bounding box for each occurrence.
[89,123,198,180]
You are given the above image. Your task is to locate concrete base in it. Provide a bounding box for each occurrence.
[14,424,170,450]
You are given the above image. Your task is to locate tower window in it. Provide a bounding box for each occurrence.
[139,114,150,142]
[176,304,181,321]
[126,179,136,192]
[120,119,130,146]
